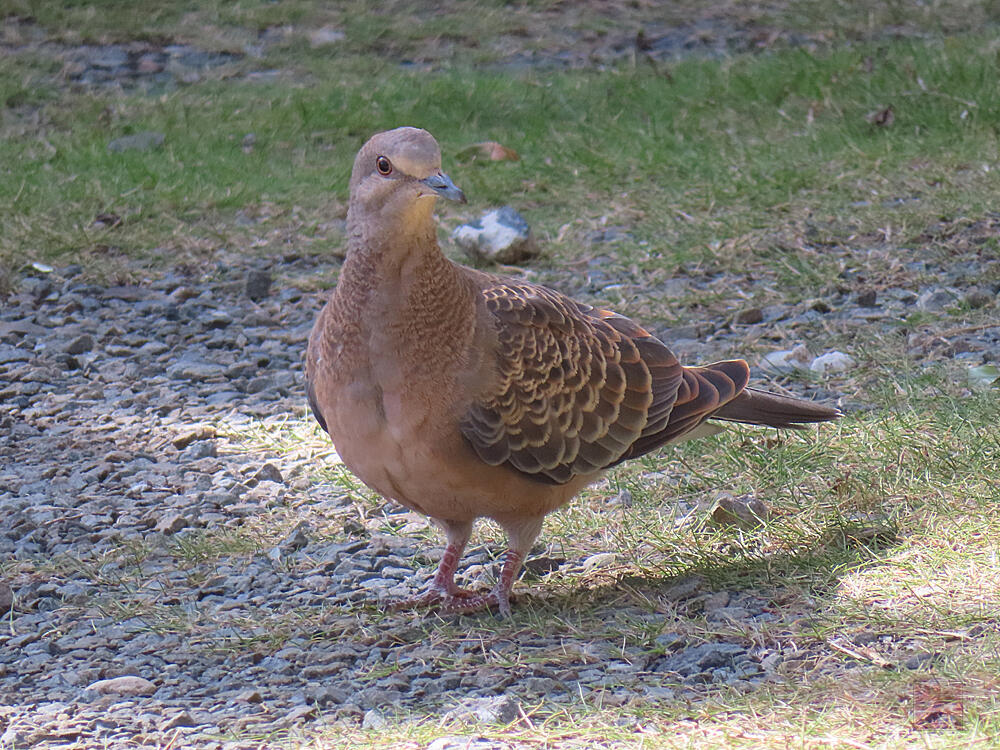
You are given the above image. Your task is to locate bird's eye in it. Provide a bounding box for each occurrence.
[376,156,392,175]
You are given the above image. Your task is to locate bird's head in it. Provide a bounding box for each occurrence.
[348,127,466,235]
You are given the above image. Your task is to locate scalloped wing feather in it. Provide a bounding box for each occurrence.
[462,281,713,484]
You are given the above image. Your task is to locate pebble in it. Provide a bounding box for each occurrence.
[452,207,539,264]
[86,676,157,696]
[362,709,388,729]
[735,307,764,325]
[64,334,95,354]
[759,345,811,375]
[244,270,272,301]
[809,351,856,375]
[155,513,189,535]
[915,287,960,312]
[707,494,770,528]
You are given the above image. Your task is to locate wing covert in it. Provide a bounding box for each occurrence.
[460,281,685,484]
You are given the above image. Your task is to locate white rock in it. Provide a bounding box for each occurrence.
[86,675,156,696]
[759,345,811,375]
[307,26,345,47]
[452,206,538,264]
[809,351,856,375]
[362,709,387,730]
[581,552,617,572]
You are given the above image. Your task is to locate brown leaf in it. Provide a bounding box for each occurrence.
[912,700,963,729]
[911,681,967,729]
[866,106,895,127]
[93,212,122,228]
[457,141,520,163]
[707,492,770,529]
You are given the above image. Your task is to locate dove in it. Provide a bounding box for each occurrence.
[305,127,839,616]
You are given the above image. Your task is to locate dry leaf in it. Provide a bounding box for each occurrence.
[866,106,895,127]
[93,212,123,228]
[457,141,520,163]
[705,492,770,529]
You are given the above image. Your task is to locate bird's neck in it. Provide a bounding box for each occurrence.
[334,208,469,323]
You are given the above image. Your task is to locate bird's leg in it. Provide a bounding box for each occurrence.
[391,519,474,610]
[442,515,544,618]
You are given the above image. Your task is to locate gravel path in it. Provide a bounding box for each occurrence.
[3,247,996,747]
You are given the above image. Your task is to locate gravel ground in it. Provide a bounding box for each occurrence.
[3,239,997,747]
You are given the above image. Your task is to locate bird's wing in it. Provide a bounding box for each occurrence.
[460,280,749,484]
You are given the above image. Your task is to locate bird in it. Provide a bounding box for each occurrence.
[305,127,840,617]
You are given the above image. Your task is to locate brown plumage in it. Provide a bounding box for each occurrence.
[306,127,840,616]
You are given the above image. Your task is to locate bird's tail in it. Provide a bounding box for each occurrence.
[711,387,841,429]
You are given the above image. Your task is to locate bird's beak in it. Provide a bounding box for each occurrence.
[421,171,466,203]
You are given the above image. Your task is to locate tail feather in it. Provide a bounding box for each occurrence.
[711,387,841,429]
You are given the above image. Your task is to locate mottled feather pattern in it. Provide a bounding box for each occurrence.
[462,281,693,483]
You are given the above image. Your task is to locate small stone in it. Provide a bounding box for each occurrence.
[238,689,264,703]
[268,522,311,560]
[643,686,676,701]
[759,345,811,375]
[86,675,156,696]
[246,375,273,394]
[452,206,538,264]
[856,289,877,307]
[735,307,763,325]
[245,270,272,300]
[168,286,200,303]
[306,684,349,705]
[283,704,316,724]
[708,493,770,528]
[0,345,31,364]
[915,287,959,312]
[662,576,704,601]
[64,334,95,355]
[905,652,935,670]
[203,311,233,329]
[155,513,188,535]
[809,351,856,375]
[580,552,617,572]
[0,582,12,612]
[963,289,992,309]
[108,131,166,153]
[167,360,225,381]
[56,581,91,604]
[181,440,217,460]
[252,462,283,484]
[160,711,196,730]
[362,709,387,730]
[172,425,217,449]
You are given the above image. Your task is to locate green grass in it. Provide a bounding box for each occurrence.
[5,27,1000,292]
[5,2,1000,748]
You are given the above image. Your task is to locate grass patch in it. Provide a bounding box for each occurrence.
[4,29,1000,296]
